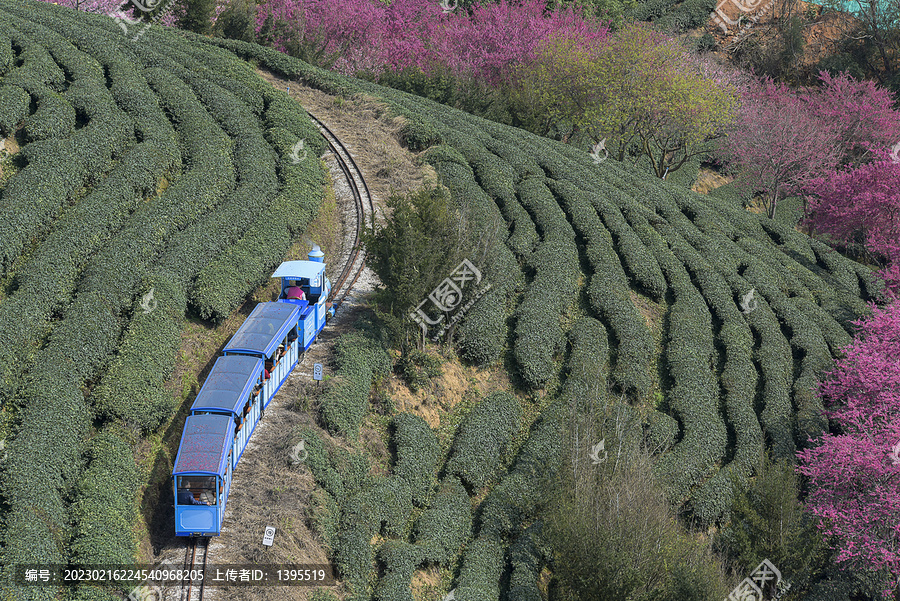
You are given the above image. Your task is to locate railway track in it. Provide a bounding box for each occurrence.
[305,111,374,314]
[171,111,370,601]
[181,537,208,601]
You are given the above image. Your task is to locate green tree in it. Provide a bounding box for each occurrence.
[213,0,257,42]
[175,0,217,35]
[510,23,739,178]
[716,454,830,593]
[360,185,469,349]
[545,400,731,600]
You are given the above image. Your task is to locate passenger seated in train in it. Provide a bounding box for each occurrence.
[285,285,305,300]
[275,344,285,363]
[287,328,298,348]
[177,476,216,505]
[177,489,208,505]
[264,360,273,379]
[252,381,262,398]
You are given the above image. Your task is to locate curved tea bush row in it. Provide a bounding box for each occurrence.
[453,534,505,601]
[651,222,726,506]
[512,176,581,387]
[0,83,29,134]
[444,391,523,490]
[0,19,64,90]
[586,191,667,301]
[391,413,441,506]
[0,26,11,75]
[68,428,140,567]
[22,85,73,141]
[189,89,327,321]
[478,401,566,539]
[561,316,609,413]
[373,540,424,601]
[0,73,133,275]
[506,522,547,601]
[320,331,391,439]
[428,158,522,366]
[666,229,763,524]
[553,179,654,396]
[445,129,538,259]
[413,476,471,565]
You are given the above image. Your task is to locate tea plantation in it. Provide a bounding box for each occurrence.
[0,1,884,599]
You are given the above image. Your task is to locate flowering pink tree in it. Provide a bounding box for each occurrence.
[803,158,900,294]
[796,301,900,595]
[253,0,608,82]
[717,75,841,219]
[803,70,900,166]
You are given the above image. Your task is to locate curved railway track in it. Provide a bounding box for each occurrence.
[174,111,371,599]
[306,111,374,314]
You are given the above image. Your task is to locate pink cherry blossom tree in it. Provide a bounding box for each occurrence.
[717,75,841,220]
[796,300,900,596]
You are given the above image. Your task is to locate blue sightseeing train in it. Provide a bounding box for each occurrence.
[171,249,332,537]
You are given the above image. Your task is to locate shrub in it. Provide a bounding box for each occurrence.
[0,85,32,135]
[373,540,425,601]
[68,429,140,567]
[413,476,471,565]
[391,413,440,505]
[320,332,391,439]
[454,534,505,601]
[445,391,522,490]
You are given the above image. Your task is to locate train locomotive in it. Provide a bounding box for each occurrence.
[171,249,332,537]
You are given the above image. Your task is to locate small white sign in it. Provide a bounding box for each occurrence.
[262,526,276,546]
[313,363,323,381]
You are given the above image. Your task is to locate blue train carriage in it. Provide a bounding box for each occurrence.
[172,414,235,537]
[222,301,302,407]
[271,247,332,350]
[190,354,265,471]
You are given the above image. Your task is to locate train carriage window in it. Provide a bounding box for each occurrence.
[176,476,217,505]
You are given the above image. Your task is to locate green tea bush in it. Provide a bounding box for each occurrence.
[454,534,505,601]
[413,476,471,565]
[557,181,653,396]
[391,413,440,505]
[512,177,581,387]
[506,523,546,601]
[562,316,609,412]
[320,331,390,439]
[652,224,727,505]
[445,391,522,489]
[68,429,140,567]
[22,86,74,140]
[373,540,425,601]
[0,84,31,134]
